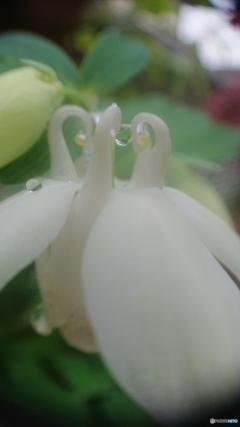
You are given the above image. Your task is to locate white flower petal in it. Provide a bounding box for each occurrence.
[131,113,171,189]
[0,179,78,290]
[60,312,98,352]
[36,240,97,352]
[35,104,122,352]
[82,188,240,423]
[48,105,92,182]
[165,187,240,282]
[36,207,98,352]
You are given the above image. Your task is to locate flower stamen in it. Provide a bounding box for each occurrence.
[82,103,121,196]
[48,105,93,182]
[131,113,171,189]
[74,131,87,146]
[133,123,151,153]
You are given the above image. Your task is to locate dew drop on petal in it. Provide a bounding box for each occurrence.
[31,303,52,336]
[113,124,132,146]
[26,178,42,191]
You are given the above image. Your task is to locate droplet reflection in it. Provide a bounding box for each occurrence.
[114,125,132,146]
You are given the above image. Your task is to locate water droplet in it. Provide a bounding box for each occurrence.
[74,131,87,146]
[26,178,42,191]
[114,125,132,146]
[31,303,52,336]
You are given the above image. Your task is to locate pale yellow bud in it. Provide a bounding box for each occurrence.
[0,66,63,168]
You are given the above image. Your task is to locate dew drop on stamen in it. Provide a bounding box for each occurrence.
[31,303,52,336]
[74,131,87,146]
[26,179,42,191]
[114,125,132,146]
[136,130,150,150]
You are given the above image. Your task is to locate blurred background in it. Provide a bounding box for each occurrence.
[0,1,240,426]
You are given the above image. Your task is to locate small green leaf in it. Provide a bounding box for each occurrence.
[79,30,149,93]
[118,93,240,163]
[0,32,80,85]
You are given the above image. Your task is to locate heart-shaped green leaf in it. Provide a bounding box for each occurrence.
[79,30,149,93]
[0,32,80,85]
[117,93,240,166]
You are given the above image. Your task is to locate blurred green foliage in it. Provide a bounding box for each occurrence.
[0,264,154,426]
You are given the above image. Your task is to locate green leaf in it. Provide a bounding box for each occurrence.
[0,264,37,325]
[79,30,149,93]
[0,32,80,85]
[0,331,154,426]
[166,158,233,224]
[100,392,153,427]
[118,93,240,163]
[135,0,175,13]
[0,334,93,426]
[0,132,50,184]
[0,55,22,73]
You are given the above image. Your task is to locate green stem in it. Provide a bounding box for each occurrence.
[62,86,89,110]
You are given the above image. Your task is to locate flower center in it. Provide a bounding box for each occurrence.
[48,104,172,191]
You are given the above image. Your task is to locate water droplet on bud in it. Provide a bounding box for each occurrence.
[26,179,42,191]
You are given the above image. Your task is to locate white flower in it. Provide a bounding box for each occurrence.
[1,103,240,424]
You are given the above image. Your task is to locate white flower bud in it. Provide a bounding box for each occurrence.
[0,66,63,168]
